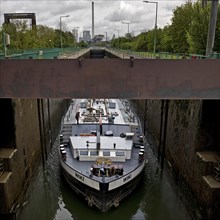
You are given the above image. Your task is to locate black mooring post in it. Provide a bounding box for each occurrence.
[144,99,147,136]
[158,100,164,163]
[40,99,48,161]
[47,99,52,149]
[161,100,169,170]
[37,99,45,169]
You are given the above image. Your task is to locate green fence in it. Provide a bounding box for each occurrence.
[0,47,219,59]
[0,47,82,59]
[109,48,220,59]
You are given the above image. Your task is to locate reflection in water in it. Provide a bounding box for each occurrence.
[17,136,191,220]
[54,196,73,220]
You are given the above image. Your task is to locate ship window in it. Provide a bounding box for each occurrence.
[90,151,98,156]
[80,102,87,108]
[109,102,116,109]
[116,151,125,156]
[103,151,110,156]
[80,151,88,156]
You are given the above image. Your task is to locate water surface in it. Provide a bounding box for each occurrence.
[17,137,191,220]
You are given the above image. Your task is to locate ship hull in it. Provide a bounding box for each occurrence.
[59,99,147,212]
[60,159,145,212]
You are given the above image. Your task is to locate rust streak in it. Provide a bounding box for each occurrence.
[0,59,219,99]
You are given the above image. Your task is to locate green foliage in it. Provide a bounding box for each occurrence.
[0,20,76,51]
[169,2,194,53]
[1,1,219,54]
[186,2,210,54]
[78,41,88,48]
[133,32,148,51]
[111,0,219,54]
[213,6,220,52]
[146,30,154,52]
[160,26,173,52]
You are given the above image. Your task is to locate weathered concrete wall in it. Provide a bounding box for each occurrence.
[0,98,69,215]
[39,99,70,153]
[0,99,41,214]
[165,100,202,175]
[14,99,41,178]
[131,99,162,146]
[133,99,220,219]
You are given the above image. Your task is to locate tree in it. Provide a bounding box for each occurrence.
[169,2,194,53]
[213,5,220,52]
[186,1,210,54]
[62,31,75,47]
[160,25,173,52]
[78,40,88,48]
[2,22,23,50]
[1,0,219,54]
[146,30,154,51]
[1,20,75,51]
[134,32,148,51]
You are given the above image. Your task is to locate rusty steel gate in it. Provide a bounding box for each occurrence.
[0,59,219,99]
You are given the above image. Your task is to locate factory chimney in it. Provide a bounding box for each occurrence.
[92,2,94,39]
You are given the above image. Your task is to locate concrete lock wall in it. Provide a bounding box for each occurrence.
[38,99,70,151]
[0,99,41,214]
[132,99,219,219]
[0,98,69,215]
[1,98,218,218]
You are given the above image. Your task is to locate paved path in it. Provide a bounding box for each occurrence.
[58,48,90,59]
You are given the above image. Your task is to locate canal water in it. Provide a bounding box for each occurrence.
[17,134,192,220]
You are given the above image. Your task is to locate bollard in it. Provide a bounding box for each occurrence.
[61,150,67,161]
[139,152,144,162]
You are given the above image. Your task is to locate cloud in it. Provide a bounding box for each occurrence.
[0,0,194,37]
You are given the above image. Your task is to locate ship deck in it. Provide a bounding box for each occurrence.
[60,99,145,184]
[64,140,142,183]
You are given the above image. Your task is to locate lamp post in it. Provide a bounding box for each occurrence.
[143,1,158,56]
[60,15,70,52]
[114,29,120,38]
[121,21,130,36]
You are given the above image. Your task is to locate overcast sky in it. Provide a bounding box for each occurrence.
[0,0,196,38]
